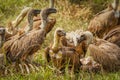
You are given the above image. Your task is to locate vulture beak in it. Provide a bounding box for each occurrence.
[33,9,41,16]
[62,31,66,36]
[78,35,86,43]
[49,8,57,14]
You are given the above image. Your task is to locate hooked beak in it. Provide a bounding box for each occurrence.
[63,31,66,36]
[50,8,57,13]
[78,36,86,43]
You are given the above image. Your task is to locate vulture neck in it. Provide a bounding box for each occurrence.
[52,33,60,52]
[40,15,48,31]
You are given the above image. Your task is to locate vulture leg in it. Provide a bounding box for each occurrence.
[23,63,30,74]
[28,63,35,72]
[18,63,24,74]
[24,56,39,72]
[28,62,39,72]
[27,61,39,72]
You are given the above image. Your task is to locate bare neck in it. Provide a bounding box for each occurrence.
[52,33,60,51]
[40,15,48,30]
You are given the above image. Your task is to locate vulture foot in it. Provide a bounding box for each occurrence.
[27,62,40,72]
[18,62,30,74]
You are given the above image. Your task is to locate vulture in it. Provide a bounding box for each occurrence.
[88,0,120,38]
[103,26,120,47]
[6,0,55,40]
[61,29,87,58]
[45,28,85,72]
[6,7,41,40]
[78,31,120,72]
[3,8,57,74]
[60,29,84,47]
[23,0,56,33]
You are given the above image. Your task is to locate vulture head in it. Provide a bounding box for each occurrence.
[55,28,66,37]
[0,28,5,48]
[52,28,66,50]
[40,8,57,32]
[40,8,57,20]
[78,31,93,46]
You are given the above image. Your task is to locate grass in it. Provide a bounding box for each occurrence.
[0,0,120,80]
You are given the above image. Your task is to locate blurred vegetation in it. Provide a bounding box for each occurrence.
[0,0,120,80]
[0,0,112,22]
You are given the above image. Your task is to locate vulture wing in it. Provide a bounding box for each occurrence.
[4,29,45,62]
[103,26,120,47]
[88,39,120,72]
[88,10,118,38]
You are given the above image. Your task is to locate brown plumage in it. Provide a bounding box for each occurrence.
[23,0,56,33]
[61,30,89,58]
[22,9,41,32]
[88,0,120,38]
[88,39,120,72]
[7,7,32,34]
[3,8,57,63]
[45,28,82,72]
[103,26,120,47]
[78,31,120,72]
[24,8,56,34]
[4,7,32,41]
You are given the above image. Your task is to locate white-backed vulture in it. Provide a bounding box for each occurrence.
[60,29,84,48]
[7,0,55,36]
[3,8,57,74]
[23,0,56,33]
[60,30,88,58]
[78,31,120,72]
[88,0,120,38]
[45,28,82,72]
[103,26,120,47]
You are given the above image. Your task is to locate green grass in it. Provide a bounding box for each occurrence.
[0,0,120,80]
